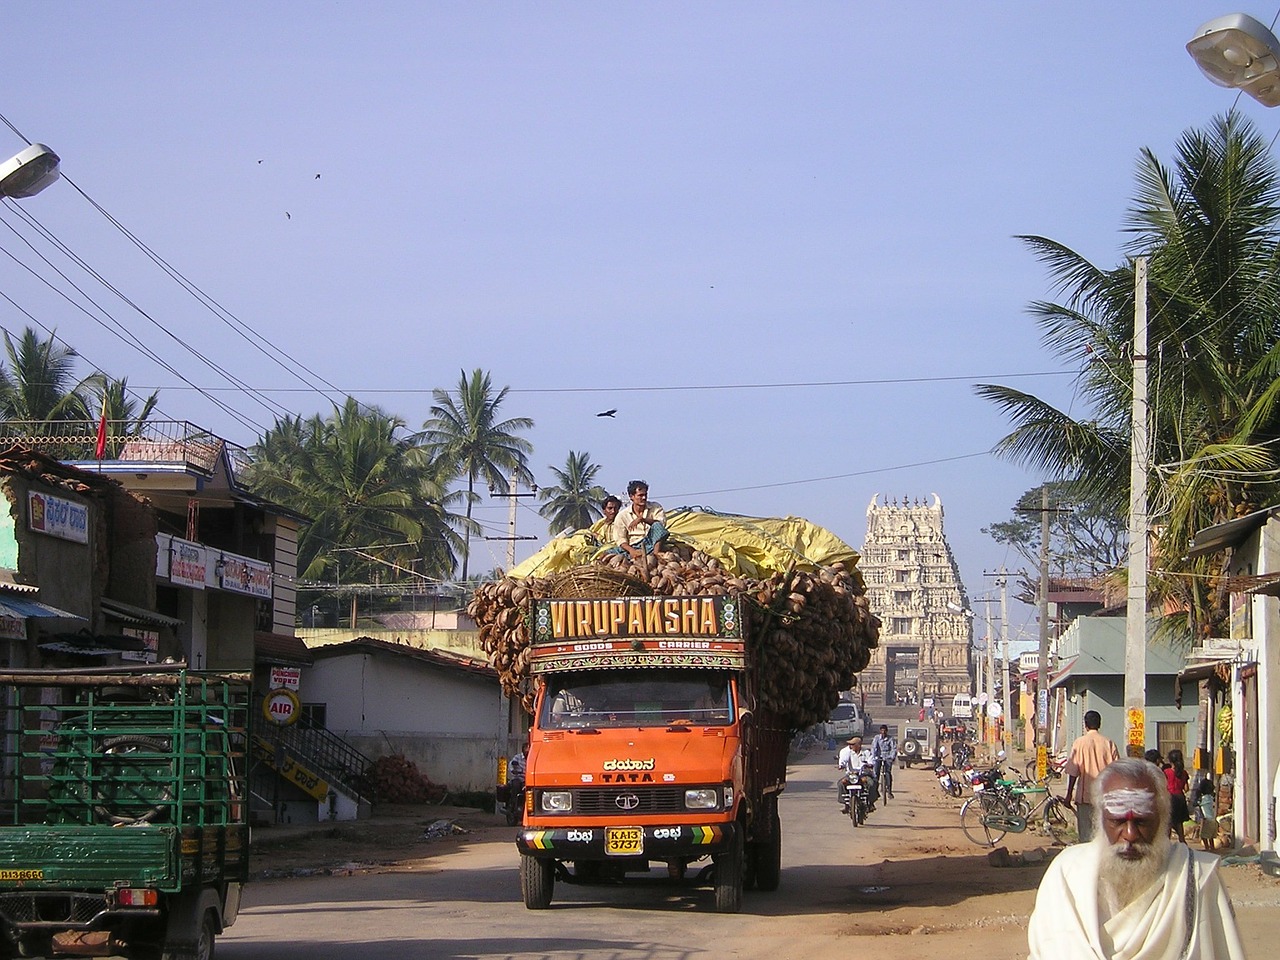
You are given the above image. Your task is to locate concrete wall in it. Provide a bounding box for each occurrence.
[302,651,503,792]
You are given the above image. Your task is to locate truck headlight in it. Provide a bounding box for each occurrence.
[684,788,719,810]
[540,790,573,813]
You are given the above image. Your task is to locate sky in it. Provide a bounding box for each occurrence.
[0,2,1267,646]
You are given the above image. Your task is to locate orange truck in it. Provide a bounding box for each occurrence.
[515,593,790,912]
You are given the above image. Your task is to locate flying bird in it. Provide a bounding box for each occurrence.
[314,173,321,179]
[285,212,291,220]
[596,409,617,418]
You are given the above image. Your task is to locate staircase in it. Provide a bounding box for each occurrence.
[251,703,373,821]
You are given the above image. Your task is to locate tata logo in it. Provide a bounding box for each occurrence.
[566,830,594,842]
[614,794,641,811]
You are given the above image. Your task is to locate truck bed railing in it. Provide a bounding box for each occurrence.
[0,671,250,829]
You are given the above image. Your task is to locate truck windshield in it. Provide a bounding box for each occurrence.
[541,670,734,729]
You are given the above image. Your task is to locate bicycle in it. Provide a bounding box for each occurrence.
[960,778,1074,847]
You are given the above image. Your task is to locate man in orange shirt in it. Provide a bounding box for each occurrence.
[1063,709,1120,842]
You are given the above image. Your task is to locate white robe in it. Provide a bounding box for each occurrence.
[1028,842,1247,960]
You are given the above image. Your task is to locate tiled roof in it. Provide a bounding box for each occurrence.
[307,636,495,679]
[255,631,313,666]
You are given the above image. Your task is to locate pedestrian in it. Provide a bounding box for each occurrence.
[1165,748,1191,843]
[1062,709,1120,843]
[1028,758,1246,959]
[1194,778,1219,850]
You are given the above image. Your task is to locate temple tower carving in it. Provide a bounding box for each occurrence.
[860,494,972,707]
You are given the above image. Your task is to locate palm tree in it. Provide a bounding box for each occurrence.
[975,112,1280,640]
[83,376,159,456]
[538,451,608,535]
[250,400,427,583]
[418,369,534,580]
[0,327,94,424]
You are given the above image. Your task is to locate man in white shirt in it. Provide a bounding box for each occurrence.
[836,736,874,811]
[611,480,668,560]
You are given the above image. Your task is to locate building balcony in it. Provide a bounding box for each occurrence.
[0,420,251,484]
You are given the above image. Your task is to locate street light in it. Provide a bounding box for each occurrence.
[1187,13,1280,107]
[0,144,60,199]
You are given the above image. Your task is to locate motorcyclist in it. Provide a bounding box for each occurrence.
[871,724,897,800]
[836,736,876,812]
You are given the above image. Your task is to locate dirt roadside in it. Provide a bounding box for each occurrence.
[246,761,1280,960]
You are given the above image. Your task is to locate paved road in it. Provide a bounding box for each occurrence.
[218,750,1280,960]
[219,748,940,960]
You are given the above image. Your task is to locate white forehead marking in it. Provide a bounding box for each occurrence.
[1100,787,1155,817]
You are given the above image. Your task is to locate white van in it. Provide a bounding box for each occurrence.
[950,694,974,719]
[821,701,870,740]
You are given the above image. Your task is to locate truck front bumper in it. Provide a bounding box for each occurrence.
[517,821,737,861]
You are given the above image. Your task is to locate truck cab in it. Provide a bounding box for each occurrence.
[515,595,786,913]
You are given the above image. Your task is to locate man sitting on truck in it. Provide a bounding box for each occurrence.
[611,480,669,560]
[588,495,622,544]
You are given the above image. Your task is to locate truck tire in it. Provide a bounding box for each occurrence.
[148,906,216,960]
[753,798,782,892]
[713,828,743,913]
[520,854,554,910]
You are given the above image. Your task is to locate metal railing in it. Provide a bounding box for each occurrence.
[251,703,373,803]
[0,420,231,476]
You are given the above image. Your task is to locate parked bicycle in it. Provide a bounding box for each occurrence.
[1024,752,1068,782]
[959,777,1073,847]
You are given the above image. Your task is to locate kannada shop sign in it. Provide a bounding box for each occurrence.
[165,537,207,589]
[217,554,273,598]
[27,491,89,544]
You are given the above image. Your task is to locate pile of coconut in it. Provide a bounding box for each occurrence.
[467,537,879,730]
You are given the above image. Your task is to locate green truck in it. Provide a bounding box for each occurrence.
[0,667,250,960]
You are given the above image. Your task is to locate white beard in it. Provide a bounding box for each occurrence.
[1096,831,1174,917]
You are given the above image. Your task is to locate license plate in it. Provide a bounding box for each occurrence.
[605,827,643,856]
[972,783,984,793]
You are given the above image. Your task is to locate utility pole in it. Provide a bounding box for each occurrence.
[999,567,1011,755]
[1124,256,1150,758]
[1038,483,1050,759]
[485,479,539,573]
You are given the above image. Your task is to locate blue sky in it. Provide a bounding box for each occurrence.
[0,2,1264,643]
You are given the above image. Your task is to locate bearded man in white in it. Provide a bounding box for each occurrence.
[1028,757,1246,960]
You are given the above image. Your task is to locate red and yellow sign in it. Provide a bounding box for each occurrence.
[263,688,301,726]
[1126,707,1146,757]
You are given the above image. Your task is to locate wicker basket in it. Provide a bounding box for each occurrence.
[548,565,651,599]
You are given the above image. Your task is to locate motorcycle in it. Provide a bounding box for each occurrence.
[935,763,964,798]
[498,754,527,825]
[839,762,877,826]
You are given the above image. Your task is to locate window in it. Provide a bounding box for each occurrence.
[894,591,911,606]
[300,703,327,729]
[894,569,910,583]
[892,618,912,634]
[1156,721,1187,761]
[897,549,910,561]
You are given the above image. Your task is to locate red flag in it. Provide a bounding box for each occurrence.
[94,403,107,459]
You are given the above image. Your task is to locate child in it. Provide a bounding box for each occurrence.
[1194,779,1219,850]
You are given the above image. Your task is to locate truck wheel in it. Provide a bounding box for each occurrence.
[754,800,782,892]
[158,907,216,960]
[520,854,554,909]
[713,828,744,913]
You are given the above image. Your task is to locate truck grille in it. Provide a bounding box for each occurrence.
[0,892,108,927]
[570,785,691,815]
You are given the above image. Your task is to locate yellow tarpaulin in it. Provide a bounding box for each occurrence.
[506,508,861,582]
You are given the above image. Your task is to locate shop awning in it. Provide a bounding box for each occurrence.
[0,598,84,620]
[1174,660,1233,708]
[100,597,183,628]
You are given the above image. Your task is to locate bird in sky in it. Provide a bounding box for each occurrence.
[314,173,321,179]
[285,212,291,220]
[596,409,617,418]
